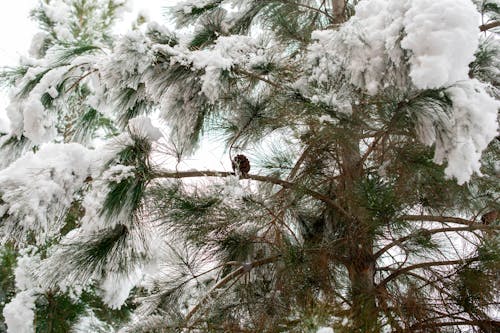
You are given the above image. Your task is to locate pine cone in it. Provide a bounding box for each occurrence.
[232,154,250,176]
[481,210,498,225]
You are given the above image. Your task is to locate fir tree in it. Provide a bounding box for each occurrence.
[0,0,499,332]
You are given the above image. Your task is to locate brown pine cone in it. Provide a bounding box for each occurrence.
[481,210,498,225]
[232,154,250,176]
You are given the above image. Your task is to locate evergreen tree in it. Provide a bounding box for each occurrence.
[0,0,499,332]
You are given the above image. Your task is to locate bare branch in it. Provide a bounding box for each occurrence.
[65,68,98,93]
[480,20,500,32]
[375,225,499,258]
[378,257,480,287]
[411,319,500,331]
[233,67,283,89]
[400,215,477,226]
[280,0,334,20]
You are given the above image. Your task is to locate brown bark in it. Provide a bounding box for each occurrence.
[480,21,500,32]
[332,0,347,24]
[348,259,379,332]
[336,115,379,331]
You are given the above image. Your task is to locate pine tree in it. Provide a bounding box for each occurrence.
[0,0,499,332]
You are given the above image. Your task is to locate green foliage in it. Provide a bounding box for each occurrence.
[170,0,223,26]
[189,9,226,49]
[264,3,321,44]
[357,175,399,227]
[470,37,500,87]
[116,87,151,128]
[47,224,146,285]
[71,107,118,142]
[0,66,29,87]
[35,292,85,333]
[0,246,16,333]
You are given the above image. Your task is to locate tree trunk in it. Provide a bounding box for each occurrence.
[336,112,379,331]
[348,252,379,332]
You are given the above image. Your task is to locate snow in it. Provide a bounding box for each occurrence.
[128,115,163,141]
[3,248,42,333]
[414,79,499,184]
[100,30,154,92]
[3,248,45,333]
[79,164,133,231]
[401,0,480,89]
[47,86,59,99]
[72,310,112,333]
[305,0,495,184]
[43,1,72,23]
[22,98,57,144]
[169,34,267,103]
[2,290,36,333]
[317,327,334,333]
[307,0,481,93]
[100,269,143,309]
[173,0,218,15]
[307,0,409,96]
[6,64,72,144]
[441,80,499,184]
[0,143,95,244]
[29,32,50,59]
[14,249,42,291]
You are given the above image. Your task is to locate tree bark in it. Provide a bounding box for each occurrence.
[348,258,379,332]
[336,115,380,331]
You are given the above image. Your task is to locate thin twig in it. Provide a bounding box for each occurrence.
[400,215,476,226]
[378,257,480,287]
[374,225,499,259]
[233,67,283,89]
[184,255,280,325]
[280,0,335,20]
[65,68,98,93]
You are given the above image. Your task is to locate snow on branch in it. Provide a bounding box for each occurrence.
[0,143,95,244]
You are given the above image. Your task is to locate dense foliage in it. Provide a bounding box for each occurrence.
[0,0,499,332]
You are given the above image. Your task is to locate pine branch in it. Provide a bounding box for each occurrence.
[358,131,387,166]
[184,255,280,326]
[287,146,311,181]
[153,170,350,217]
[410,319,500,331]
[233,67,283,89]
[375,225,499,258]
[378,257,481,287]
[65,68,98,93]
[279,0,334,21]
[480,20,500,32]
[400,215,477,226]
